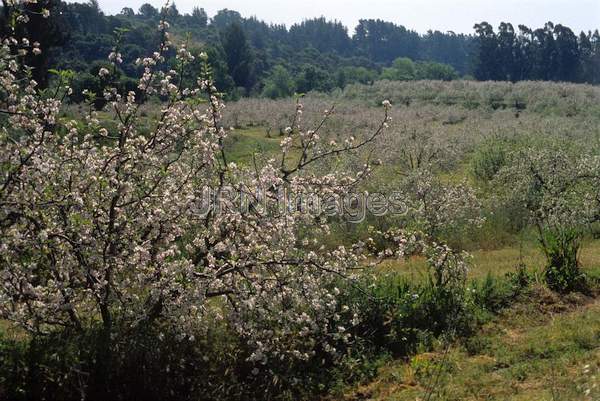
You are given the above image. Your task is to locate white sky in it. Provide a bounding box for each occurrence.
[94,0,600,34]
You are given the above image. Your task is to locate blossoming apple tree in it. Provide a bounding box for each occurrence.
[495,147,600,291]
[0,4,393,361]
[0,5,475,393]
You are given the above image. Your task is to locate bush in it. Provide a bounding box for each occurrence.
[542,229,586,293]
[341,272,476,359]
[506,261,532,291]
[262,66,295,99]
[470,140,508,183]
[0,322,248,401]
[471,273,518,313]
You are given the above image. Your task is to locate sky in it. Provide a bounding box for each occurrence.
[93,0,600,34]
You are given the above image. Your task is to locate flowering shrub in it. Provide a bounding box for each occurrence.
[398,168,484,243]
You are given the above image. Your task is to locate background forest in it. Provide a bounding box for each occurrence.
[1,0,600,101]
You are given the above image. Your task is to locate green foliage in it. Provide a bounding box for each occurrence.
[354,19,421,64]
[0,321,254,401]
[262,65,294,99]
[381,57,416,81]
[340,266,476,361]
[470,139,508,183]
[506,261,533,290]
[138,3,159,19]
[295,64,334,93]
[23,2,600,103]
[381,58,459,82]
[222,23,255,91]
[472,273,509,313]
[288,17,351,54]
[542,228,586,293]
[336,66,378,87]
[205,45,236,95]
[416,61,459,81]
[472,22,597,83]
[470,268,530,314]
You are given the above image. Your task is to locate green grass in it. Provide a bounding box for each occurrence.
[377,239,600,281]
[223,127,282,165]
[337,241,600,400]
[334,287,600,401]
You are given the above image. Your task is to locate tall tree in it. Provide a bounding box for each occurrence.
[353,19,420,63]
[496,22,517,81]
[212,9,242,31]
[421,30,473,75]
[1,0,66,88]
[531,23,557,80]
[205,45,235,93]
[222,23,255,91]
[473,22,500,80]
[166,2,180,23]
[191,6,207,28]
[578,31,594,82]
[592,30,600,84]
[295,64,333,93]
[289,17,351,54]
[553,24,580,82]
[138,3,158,19]
[119,7,134,17]
[515,25,534,81]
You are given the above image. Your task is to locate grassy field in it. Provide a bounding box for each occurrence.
[222,109,600,401]
[334,287,600,401]
[378,240,600,281]
[333,240,600,401]
[223,127,282,164]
